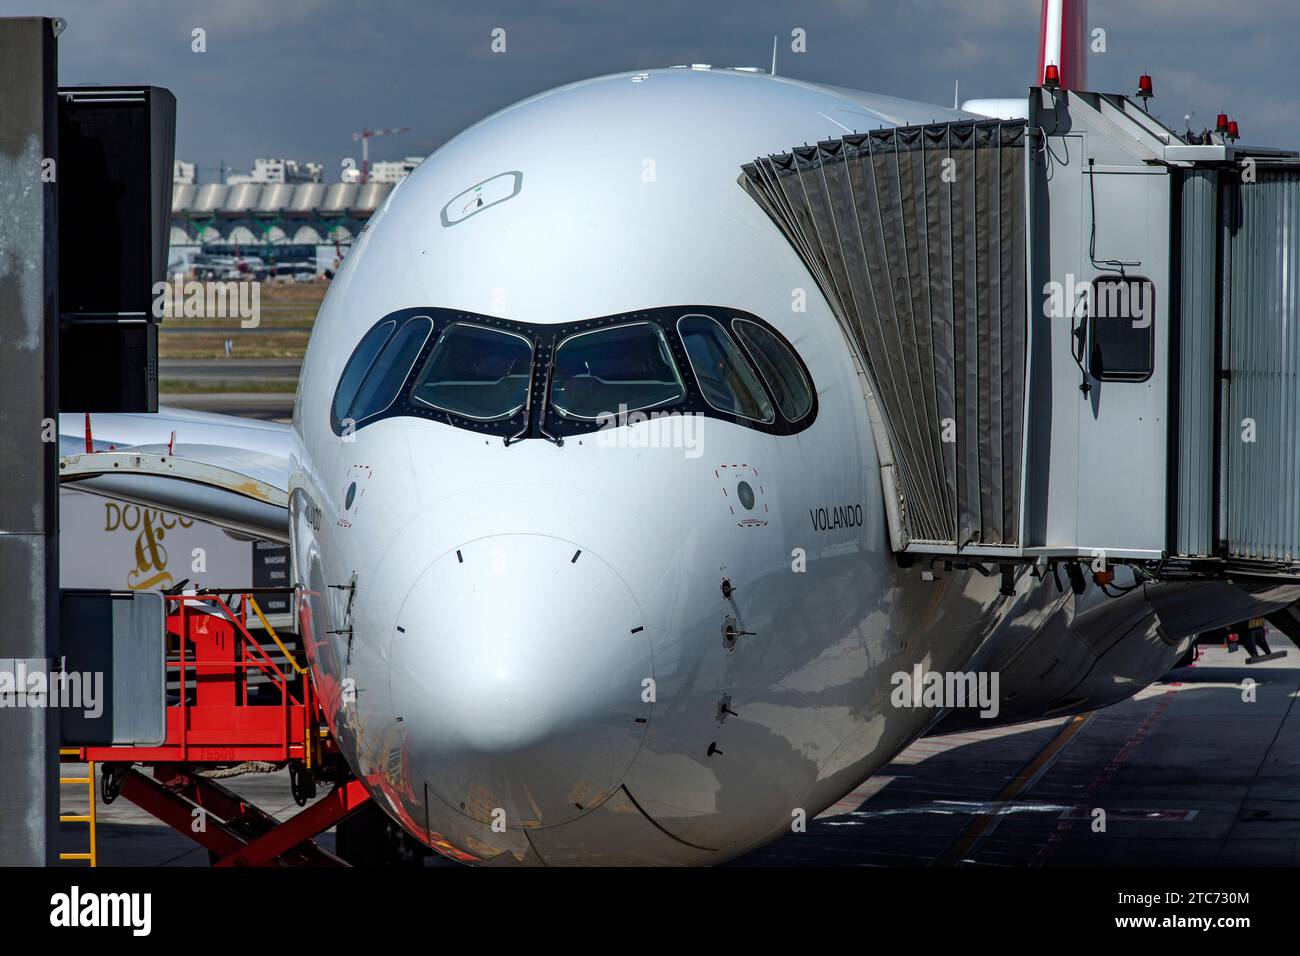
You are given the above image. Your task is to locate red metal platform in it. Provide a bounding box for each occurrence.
[63,591,371,867]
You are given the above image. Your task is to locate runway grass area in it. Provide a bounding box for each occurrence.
[158,281,326,361]
[158,379,299,394]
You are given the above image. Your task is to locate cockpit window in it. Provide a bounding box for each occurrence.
[677,315,774,423]
[410,322,533,421]
[331,305,815,440]
[349,316,433,423]
[732,318,814,422]
[550,322,685,420]
[333,320,395,426]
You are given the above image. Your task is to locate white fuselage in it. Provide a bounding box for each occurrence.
[286,68,1162,864]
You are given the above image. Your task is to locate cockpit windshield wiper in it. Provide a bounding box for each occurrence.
[503,340,563,446]
[536,342,563,446]
[502,354,536,447]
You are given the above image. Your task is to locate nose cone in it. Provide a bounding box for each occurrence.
[390,534,652,829]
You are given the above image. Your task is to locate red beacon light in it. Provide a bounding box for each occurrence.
[1043,63,1060,89]
[1136,73,1153,103]
[1227,119,1240,141]
[1216,113,1230,134]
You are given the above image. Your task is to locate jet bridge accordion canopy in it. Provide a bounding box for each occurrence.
[740,121,1028,551]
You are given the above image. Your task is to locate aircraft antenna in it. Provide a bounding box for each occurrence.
[771,35,777,76]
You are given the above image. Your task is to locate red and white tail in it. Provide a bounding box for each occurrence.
[1037,0,1088,90]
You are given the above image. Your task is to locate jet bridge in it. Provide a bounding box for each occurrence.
[741,87,1300,581]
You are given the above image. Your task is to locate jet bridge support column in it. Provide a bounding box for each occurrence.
[0,17,60,866]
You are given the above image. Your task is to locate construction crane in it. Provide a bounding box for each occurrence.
[351,126,411,184]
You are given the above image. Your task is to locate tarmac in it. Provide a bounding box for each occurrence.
[156,392,294,419]
[158,359,301,382]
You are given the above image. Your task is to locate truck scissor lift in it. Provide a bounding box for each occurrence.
[60,589,375,867]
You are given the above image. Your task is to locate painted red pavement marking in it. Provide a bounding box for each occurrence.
[1029,666,1193,865]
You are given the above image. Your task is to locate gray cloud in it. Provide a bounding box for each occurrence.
[2,0,1294,178]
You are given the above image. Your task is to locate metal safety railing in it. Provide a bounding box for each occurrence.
[72,589,321,768]
[165,590,314,765]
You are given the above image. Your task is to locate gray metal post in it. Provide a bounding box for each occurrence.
[0,16,60,867]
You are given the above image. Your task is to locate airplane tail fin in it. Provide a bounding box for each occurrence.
[1037,0,1088,90]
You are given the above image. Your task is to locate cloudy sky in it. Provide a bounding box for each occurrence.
[4,0,1297,179]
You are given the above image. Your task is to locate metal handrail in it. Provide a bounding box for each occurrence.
[165,593,312,763]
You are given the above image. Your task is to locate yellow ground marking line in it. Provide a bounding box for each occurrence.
[937,712,1094,866]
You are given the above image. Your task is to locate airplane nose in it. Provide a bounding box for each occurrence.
[389,533,653,829]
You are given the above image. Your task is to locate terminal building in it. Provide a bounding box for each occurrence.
[168,179,394,275]
[167,156,424,276]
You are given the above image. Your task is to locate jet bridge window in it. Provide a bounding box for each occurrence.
[550,322,685,420]
[677,315,774,423]
[332,319,395,427]
[731,318,813,422]
[410,322,533,420]
[1088,276,1155,382]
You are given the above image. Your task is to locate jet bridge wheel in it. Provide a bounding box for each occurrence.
[334,803,430,867]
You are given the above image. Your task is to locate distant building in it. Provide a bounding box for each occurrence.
[174,160,196,185]
[368,156,425,184]
[227,158,324,185]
